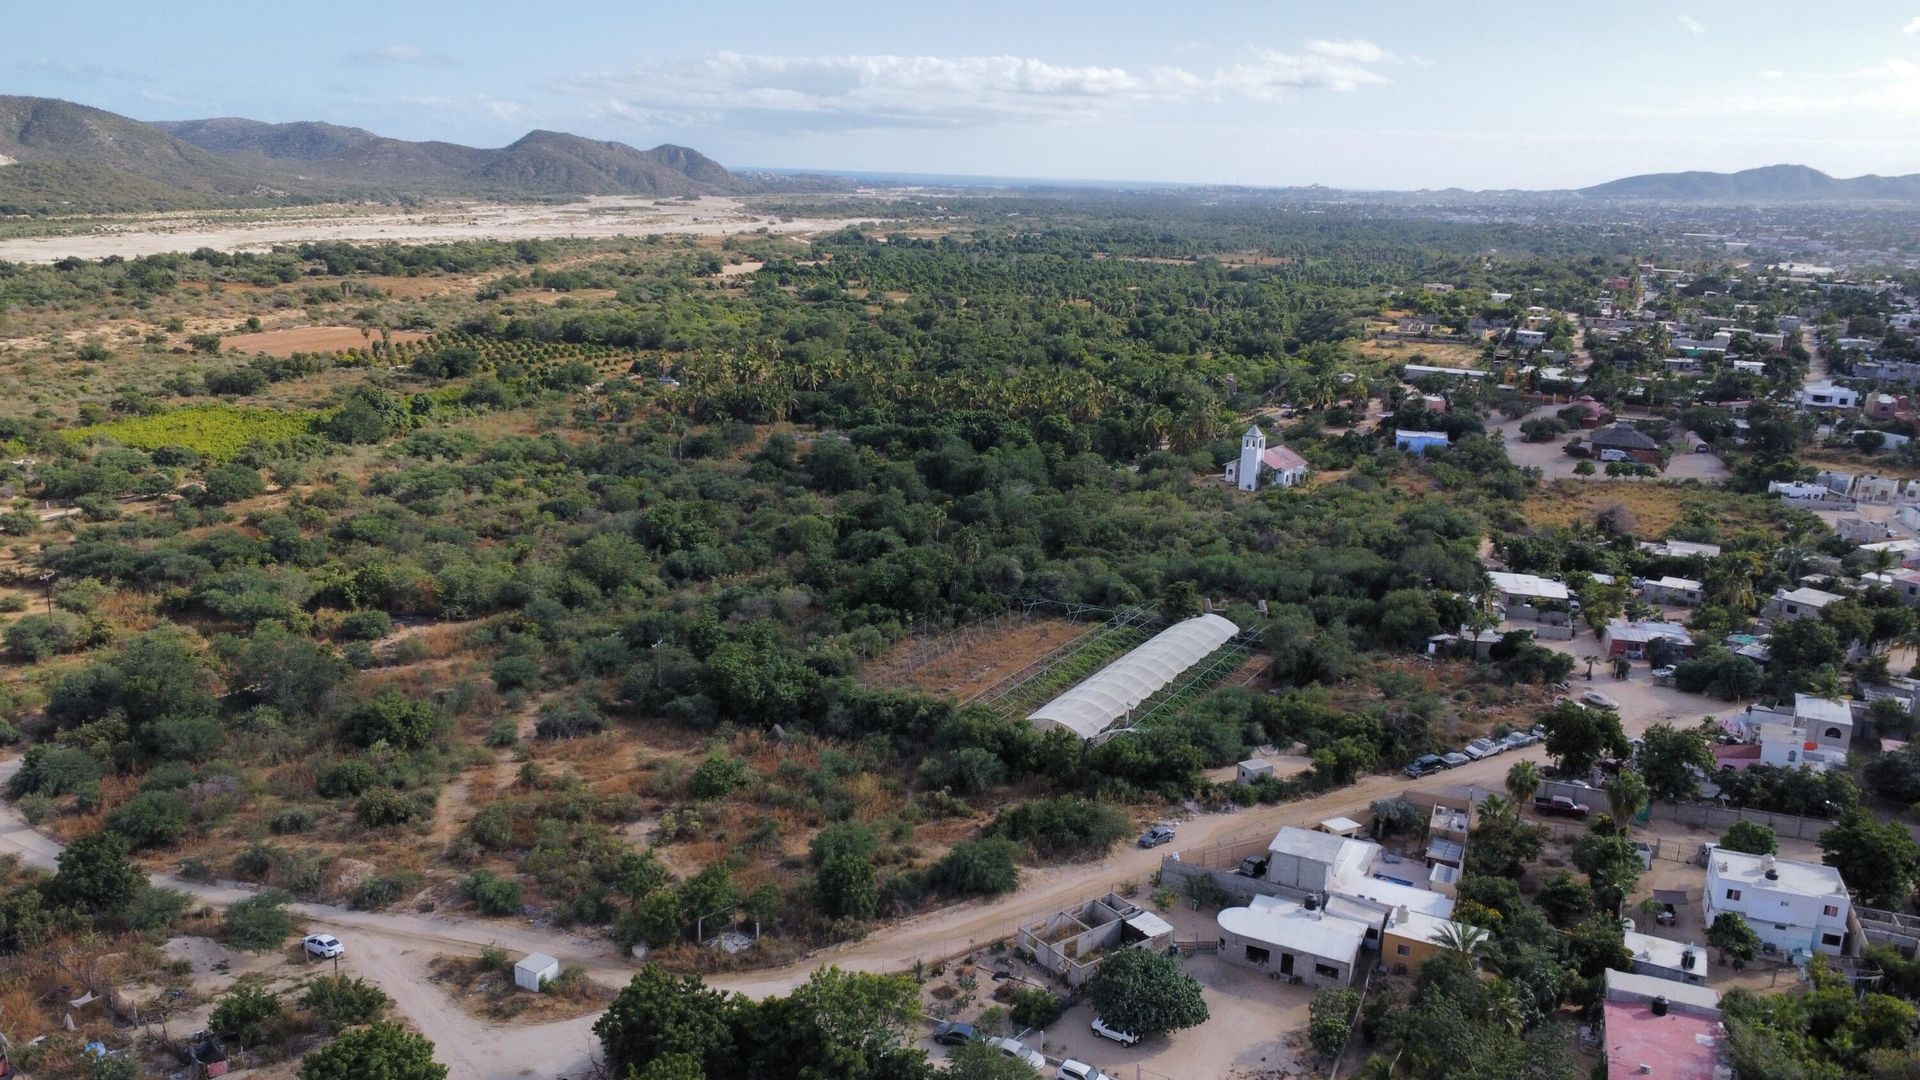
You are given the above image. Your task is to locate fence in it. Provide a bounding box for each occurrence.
[1659,801,1836,842]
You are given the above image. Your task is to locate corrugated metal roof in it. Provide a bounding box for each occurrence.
[1026,614,1238,739]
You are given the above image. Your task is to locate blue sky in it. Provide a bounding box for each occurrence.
[11,1,1920,188]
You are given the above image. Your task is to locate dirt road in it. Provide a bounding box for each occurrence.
[0,670,1711,1078]
[0,196,885,264]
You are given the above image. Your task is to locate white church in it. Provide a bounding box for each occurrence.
[1224,425,1309,491]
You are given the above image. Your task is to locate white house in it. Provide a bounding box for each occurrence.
[1622,929,1707,984]
[1260,826,1377,893]
[1216,895,1366,987]
[1225,426,1309,490]
[1643,576,1704,607]
[1765,586,1845,622]
[1638,539,1722,559]
[1797,381,1861,411]
[1703,849,1851,959]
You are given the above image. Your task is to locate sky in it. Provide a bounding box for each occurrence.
[11,1,1920,190]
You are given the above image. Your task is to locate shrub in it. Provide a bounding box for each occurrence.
[349,873,413,911]
[356,789,426,828]
[987,797,1130,861]
[5,612,82,661]
[317,759,379,798]
[106,790,191,849]
[688,753,749,799]
[1008,987,1063,1029]
[462,871,523,916]
[491,654,540,691]
[301,975,390,1030]
[1309,987,1361,1057]
[269,806,316,834]
[211,983,282,1047]
[199,463,267,505]
[223,888,295,952]
[338,610,393,641]
[341,690,440,750]
[1718,820,1779,856]
[11,744,104,797]
[926,839,1021,897]
[534,701,606,739]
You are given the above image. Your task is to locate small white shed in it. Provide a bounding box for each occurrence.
[1235,758,1274,784]
[514,952,559,992]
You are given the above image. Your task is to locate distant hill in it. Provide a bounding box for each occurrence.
[0,95,743,214]
[154,116,736,197]
[1579,164,1920,202]
[0,95,291,212]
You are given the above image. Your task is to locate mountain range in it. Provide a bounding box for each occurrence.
[4,94,1919,214]
[0,95,745,213]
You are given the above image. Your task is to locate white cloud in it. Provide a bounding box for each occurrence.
[1904,16,1920,33]
[347,45,456,68]
[1760,70,1785,80]
[1678,14,1706,36]
[560,41,1399,132]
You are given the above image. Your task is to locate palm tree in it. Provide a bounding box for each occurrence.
[1505,759,1542,805]
[1480,978,1527,1037]
[1604,770,1650,832]
[1354,1053,1400,1080]
[1581,654,1600,681]
[1477,792,1516,827]
[1430,921,1492,966]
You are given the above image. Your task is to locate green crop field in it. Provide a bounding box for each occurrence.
[64,403,322,461]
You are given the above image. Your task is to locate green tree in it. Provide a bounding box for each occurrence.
[199,463,266,505]
[1633,723,1714,803]
[299,1022,447,1080]
[300,975,390,1031]
[224,888,296,953]
[341,689,441,750]
[946,1039,1042,1079]
[1539,701,1627,778]
[1821,808,1920,908]
[632,1055,708,1080]
[1718,821,1778,856]
[1602,771,1650,831]
[815,853,878,920]
[1310,986,1362,1058]
[1084,947,1210,1038]
[926,838,1020,897]
[1707,912,1761,965]
[595,965,737,1076]
[1572,830,1643,913]
[50,830,144,915]
[211,983,282,1047]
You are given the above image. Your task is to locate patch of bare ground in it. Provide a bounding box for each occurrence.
[862,616,1088,699]
[507,287,620,305]
[425,953,611,1023]
[219,326,430,357]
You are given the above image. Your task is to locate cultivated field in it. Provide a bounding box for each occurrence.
[220,326,431,356]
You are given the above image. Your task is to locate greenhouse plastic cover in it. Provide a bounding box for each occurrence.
[1027,614,1238,739]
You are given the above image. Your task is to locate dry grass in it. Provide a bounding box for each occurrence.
[1354,338,1488,368]
[1521,479,1779,536]
[425,954,612,1023]
[219,326,431,357]
[861,616,1088,699]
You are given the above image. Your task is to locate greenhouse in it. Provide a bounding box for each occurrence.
[1027,613,1239,739]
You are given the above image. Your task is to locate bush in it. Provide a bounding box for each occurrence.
[1719,820,1779,856]
[1309,987,1361,1057]
[1009,987,1063,1029]
[106,789,191,849]
[224,888,295,952]
[125,884,191,932]
[926,838,1021,897]
[534,701,606,739]
[462,870,523,916]
[341,689,440,750]
[491,654,540,690]
[269,806,316,834]
[356,789,426,828]
[317,759,380,798]
[987,797,1130,861]
[199,463,267,505]
[211,983,282,1047]
[11,744,104,797]
[349,873,414,910]
[5,612,82,661]
[688,753,749,799]
[298,1022,446,1080]
[338,610,393,641]
[301,975,390,1030]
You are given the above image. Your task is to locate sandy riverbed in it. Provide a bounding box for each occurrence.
[0,195,884,263]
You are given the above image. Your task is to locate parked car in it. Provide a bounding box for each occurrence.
[1501,731,1537,750]
[1464,738,1502,760]
[1580,690,1620,709]
[1533,795,1591,819]
[1440,752,1470,769]
[1650,666,1676,680]
[302,933,344,959]
[1057,1062,1115,1080]
[989,1037,1046,1068]
[933,1022,976,1047]
[1091,1017,1140,1046]
[1138,825,1176,848]
[1404,754,1446,778]
[1237,855,1269,878]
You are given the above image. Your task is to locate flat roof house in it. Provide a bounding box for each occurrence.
[1601,971,1723,1080]
[1622,930,1707,984]
[1643,576,1704,607]
[1798,381,1861,411]
[1217,895,1367,988]
[1260,826,1377,893]
[1382,908,1479,976]
[1487,571,1570,613]
[1600,619,1695,661]
[1703,848,1851,959]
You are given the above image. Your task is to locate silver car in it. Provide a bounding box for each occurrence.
[1464,738,1502,760]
